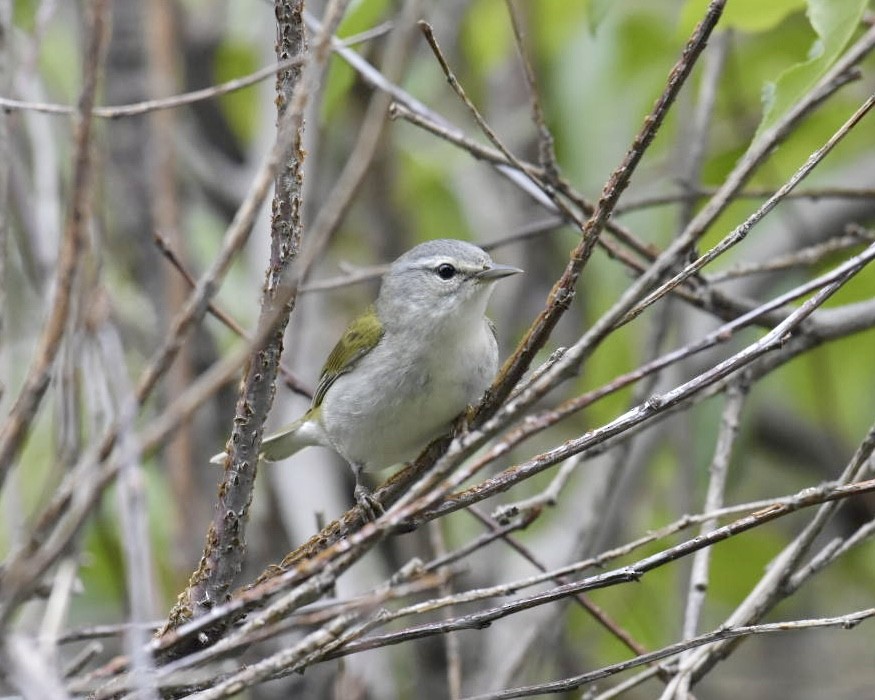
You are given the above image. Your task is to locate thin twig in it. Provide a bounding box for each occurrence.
[59,621,161,645]
[492,454,581,522]
[706,229,875,282]
[504,0,558,178]
[615,185,875,214]
[418,20,558,211]
[0,55,306,118]
[338,21,394,47]
[429,520,463,700]
[787,517,875,591]
[677,30,729,230]
[465,609,875,700]
[62,641,103,679]
[153,230,312,398]
[667,380,748,699]
[592,664,668,700]
[422,509,540,573]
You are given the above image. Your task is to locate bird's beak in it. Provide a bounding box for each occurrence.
[475,263,523,281]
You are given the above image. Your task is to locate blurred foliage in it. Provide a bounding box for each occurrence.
[213,40,260,144]
[681,0,870,137]
[321,0,390,119]
[395,147,470,240]
[461,0,512,74]
[680,0,808,34]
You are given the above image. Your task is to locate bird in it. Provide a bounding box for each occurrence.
[212,238,521,517]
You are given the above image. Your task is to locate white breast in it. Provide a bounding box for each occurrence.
[319,318,498,470]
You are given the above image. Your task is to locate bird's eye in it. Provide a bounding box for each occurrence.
[436,263,457,280]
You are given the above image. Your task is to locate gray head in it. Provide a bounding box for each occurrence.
[376,239,521,331]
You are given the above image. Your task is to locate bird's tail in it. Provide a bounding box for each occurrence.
[261,416,310,462]
[208,415,309,465]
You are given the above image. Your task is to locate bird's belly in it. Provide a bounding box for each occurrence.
[320,337,495,470]
[345,400,452,469]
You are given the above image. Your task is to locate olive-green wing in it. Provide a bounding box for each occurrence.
[312,307,384,408]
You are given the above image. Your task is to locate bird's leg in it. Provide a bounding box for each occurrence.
[452,404,478,435]
[352,462,383,521]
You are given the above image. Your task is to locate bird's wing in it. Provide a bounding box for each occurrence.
[311,307,384,408]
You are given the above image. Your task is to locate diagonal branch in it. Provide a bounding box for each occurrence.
[478,0,728,417]
[161,0,353,641]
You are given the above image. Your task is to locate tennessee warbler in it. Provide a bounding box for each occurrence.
[212,239,521,516]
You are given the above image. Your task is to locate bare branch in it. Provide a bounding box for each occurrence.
[0,55,306,118]
[466,608,875,700]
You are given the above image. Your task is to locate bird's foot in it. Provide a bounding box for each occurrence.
[354,483,383,521]
[452,404,477,435]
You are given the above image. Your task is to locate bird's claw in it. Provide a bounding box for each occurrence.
[354,483,383,521]
[453,404,477,435]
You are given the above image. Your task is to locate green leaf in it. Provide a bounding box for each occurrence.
[530,0,590,58]
[757,0,867,137]
[679,0,806,34]
[13,0,38,31]
[337,0,391,38]
[586,0,615,33]
[321,0,391,121]
[395,150,468,241]
[213,41,259,145]
[462,0,513,73]
[321,59,357,122]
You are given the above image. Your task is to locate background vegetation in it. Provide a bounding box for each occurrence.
[0,0,874,698]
